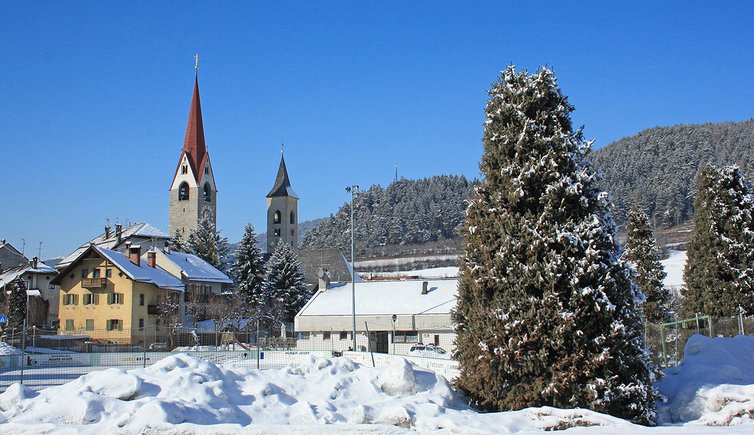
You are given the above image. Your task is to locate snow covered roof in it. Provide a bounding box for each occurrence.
[58,222,170,269]
[97,248,184,291]
[162,251,233,284]
[0,262,58,287]
[298,279,457,317]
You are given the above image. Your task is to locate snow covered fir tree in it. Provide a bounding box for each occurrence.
[682,165,754,317]
[623,207,670,323]
[262,240,311,333]
[187,218,230,271]
[233,223,266,315]
[452,66,656,424]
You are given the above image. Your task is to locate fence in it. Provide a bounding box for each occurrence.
[0,327,453,393]
[645,313,754,369]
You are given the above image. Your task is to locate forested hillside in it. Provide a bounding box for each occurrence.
[592,120,754,227]
[301,175,472,253]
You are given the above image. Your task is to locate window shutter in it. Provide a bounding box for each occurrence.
[108,293,113,305]
[119,293,124,304]
[118,320,123,331]
[94,294,99,305]
[74,295,79,305]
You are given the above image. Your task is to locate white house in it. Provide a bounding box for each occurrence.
[0,255,59,327]
[295,275,457,355]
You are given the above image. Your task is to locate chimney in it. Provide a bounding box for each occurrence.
[104,225,111,239]
[317,268,330,292]
[147,251,156,268]
[32,256,39,269]
[128,245,141,266]
[115,224,123,245]
[421,281,429,295]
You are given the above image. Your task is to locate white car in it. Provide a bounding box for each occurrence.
[408,344,450,359]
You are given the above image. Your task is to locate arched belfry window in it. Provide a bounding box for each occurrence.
[203,183,211,202]
[273,210,281,224]
[178,182,189,201]
[290,211,295,224]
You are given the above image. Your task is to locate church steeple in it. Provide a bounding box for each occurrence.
[267,154,298,198]
[169,63,218,238]
[181,75,208,183]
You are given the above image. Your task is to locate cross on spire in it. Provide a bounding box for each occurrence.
[194,53,199,72]
[281,141,284,155]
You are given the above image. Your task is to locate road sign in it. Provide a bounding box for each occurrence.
[0,315,7,324]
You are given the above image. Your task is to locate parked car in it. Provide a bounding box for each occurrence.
[408,344,450,359]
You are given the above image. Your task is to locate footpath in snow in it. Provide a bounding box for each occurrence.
[1,335,754,434]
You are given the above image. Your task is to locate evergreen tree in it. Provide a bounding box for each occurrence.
[452,66,655,424]
[169,229,188,252]
[8,277,27,330]
[262,240,310,330]
[187,218,230,271]
[624,207,670,323]
[682,165,754,317]
[234,223,266,313]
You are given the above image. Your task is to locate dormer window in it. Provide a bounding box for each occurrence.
[179,182,189,201]
[203,183,211,202]
[181,165,188,174]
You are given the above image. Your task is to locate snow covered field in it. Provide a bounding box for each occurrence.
[661,249,687,289]
[2,335,754,433]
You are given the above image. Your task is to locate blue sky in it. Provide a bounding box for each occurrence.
[2,1,753,258]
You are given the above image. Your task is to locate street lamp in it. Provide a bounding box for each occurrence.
[346,184,359,352]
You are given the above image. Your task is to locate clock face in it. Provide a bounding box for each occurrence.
[201,207,213,221]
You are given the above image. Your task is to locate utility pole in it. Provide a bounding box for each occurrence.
[346,184,359,352]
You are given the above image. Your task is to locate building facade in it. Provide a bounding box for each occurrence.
[169,73,217,237]
[52,245,184,345]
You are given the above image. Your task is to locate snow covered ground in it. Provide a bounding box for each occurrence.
[2,335,754,433]
[661,249,687,289]
[368,266,460,279]
[0,342,21,356]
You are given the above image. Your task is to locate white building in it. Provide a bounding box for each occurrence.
[295,275,457,355]
[0,256,59,327]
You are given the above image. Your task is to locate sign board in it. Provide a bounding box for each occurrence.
[0,315,7,324]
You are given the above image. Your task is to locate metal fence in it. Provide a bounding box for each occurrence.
[0,327,455,393]
[645,313,754,369]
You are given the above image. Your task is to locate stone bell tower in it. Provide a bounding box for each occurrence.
[266,152,298,253]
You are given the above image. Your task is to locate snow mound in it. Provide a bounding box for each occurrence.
[0,342,21,355]
[657,334,754,425]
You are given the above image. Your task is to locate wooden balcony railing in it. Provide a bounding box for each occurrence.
[81,278,108,289]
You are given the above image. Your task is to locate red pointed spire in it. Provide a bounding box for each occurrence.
[182,74,208,182]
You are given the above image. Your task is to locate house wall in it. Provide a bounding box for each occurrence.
[58,255,176,344]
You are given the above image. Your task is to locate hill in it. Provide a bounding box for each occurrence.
[301,175,472,257]
[591,120,754,227]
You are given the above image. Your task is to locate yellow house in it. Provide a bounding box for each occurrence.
[51,244,184,345]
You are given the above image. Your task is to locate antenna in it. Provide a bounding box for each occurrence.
[20,238,25,255]
[395,164,398,182]
[38,241,43,259]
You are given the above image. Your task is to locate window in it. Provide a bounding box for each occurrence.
[105,269,112,278]
[93,269,101,278]
[81,269,89,278]
[138,318,144,331]
[85,319,94,331]
[181,165,188,174]
[63,294,78,305]
[300,332,311,340]
[139,294,145,306]
[178,182,189,201]
[203,183,211,202]
[274,229,281,237]
[107,293,124,305]
[339,331,348,340]
[393,331,418,343]
[65,319,74,331]
[83,293,98,305]
[204,166,209,174]
[290,211,295,224]
[273,210,281,224]
[323,331,331,340]
[106,319,123,331]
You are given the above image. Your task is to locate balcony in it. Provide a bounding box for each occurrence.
[147,305,160,315]
[81,278,108,289]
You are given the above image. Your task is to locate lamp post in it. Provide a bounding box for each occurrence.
[346,184,359,352]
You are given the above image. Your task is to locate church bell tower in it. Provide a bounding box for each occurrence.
[267,152,298,253]
[169,61,217,237]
